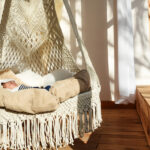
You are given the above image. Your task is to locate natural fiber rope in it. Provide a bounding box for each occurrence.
[0,0,79,75]
[0,0,6,24]
[0,0,102,149]
[63,0,101,90]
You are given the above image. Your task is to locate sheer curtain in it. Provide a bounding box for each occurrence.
[116,0,136,104]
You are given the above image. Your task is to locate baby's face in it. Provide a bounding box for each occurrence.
[2,81,18,89]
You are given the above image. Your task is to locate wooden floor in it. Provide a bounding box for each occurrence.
[59,109,150,150]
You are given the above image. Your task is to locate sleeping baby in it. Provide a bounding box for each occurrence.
[1,79,51,92]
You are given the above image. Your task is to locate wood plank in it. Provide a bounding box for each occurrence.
[59,109,149,150]
[96,128,145,136]
[89,134,147,146]
[97,144,150,150]
[101,101,135,109]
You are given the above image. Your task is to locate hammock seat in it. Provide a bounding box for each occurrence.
[0,0,102,149]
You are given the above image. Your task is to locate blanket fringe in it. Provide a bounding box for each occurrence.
[0,90,102,149]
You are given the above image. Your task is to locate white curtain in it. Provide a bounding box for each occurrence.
[116,0,136,104]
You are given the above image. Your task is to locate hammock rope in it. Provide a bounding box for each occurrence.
[0,0,102,149]
[63,0,101,90]
[0,0,5,24]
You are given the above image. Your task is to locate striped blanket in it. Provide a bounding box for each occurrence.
[18,85,51,91]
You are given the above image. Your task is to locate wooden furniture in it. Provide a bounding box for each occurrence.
[136,86,150,146]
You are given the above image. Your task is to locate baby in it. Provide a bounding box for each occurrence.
[1,79,51,92]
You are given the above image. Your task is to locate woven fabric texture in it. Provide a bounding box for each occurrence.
[0,0,102,149]
[0,0,79,75]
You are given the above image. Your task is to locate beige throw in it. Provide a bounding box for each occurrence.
[0,69,90,114]
[0,88,59,114]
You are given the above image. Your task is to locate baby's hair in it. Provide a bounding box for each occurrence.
[1,81,16,85]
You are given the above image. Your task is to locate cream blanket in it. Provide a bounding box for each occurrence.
[0,88,59,114]
[0,69,90,114]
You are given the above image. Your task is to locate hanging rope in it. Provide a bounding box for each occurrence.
[0,0,6,24]
[63,0,101,90]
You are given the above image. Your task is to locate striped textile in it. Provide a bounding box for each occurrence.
[18,85,51,91]
[18,85,35,90]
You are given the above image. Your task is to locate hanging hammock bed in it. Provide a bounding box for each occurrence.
[0,0,102,149]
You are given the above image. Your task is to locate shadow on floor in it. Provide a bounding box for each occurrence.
[60,109,149,150]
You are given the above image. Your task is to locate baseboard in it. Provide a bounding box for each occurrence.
[101,101,136,109]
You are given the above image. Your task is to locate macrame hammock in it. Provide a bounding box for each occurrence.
[0,0,102,149]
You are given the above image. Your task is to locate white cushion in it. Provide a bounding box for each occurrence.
[16,69,74,87]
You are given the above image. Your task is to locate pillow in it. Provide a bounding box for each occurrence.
[16,69,74,87]
[43,69,74,86]
[50,70,90,102]
[74,69,91,93]
[16,69,43,87]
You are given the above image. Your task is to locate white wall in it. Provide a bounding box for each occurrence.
[58,0,150,101]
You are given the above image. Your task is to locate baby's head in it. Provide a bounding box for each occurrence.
[1,80,18,89]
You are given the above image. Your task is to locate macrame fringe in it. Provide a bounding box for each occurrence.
[0,91,102,150]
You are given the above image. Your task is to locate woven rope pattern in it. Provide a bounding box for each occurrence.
[0,0,79,75]
[0,1,102,149]
[0,90,102,149]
